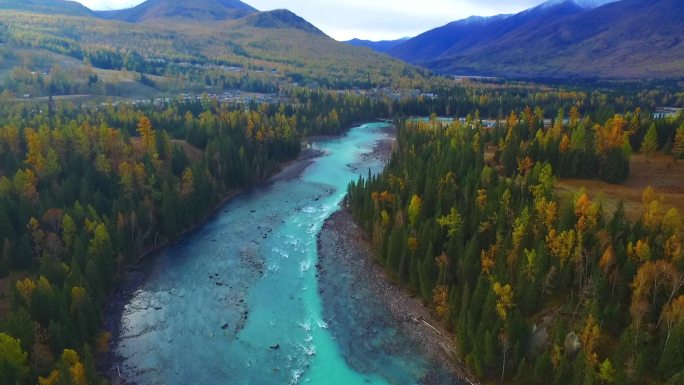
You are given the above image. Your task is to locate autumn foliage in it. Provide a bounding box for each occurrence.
[348,113,684,384]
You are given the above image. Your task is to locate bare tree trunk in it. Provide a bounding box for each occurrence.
[657,276,684,329]
[500,334,509,384]
[501,346,506,385]
[663,322,672,354]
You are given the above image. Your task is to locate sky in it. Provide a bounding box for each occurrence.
[73,0,555,41]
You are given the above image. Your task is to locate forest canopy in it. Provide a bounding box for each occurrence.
[347,109,684,385]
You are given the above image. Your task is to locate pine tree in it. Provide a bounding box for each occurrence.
[673,123,684,163]
[640,123,658,162]
[0,333,29,384]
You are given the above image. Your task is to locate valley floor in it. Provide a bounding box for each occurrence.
[556,152,684,228]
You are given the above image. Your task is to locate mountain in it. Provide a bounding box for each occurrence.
[431,1,587,62]
[388,14,512,64]
[540,0,619,9]
[390,0,589,64]
[0,0,421,90]
[242,9,325,35]
[345,38,409,53]
[390,0,684,78]
[0,0,94,16]
[97,0,258,23]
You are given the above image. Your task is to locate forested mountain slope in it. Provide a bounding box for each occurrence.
[388,0,684,78]
[0,0,94,17]
[0,2,423,91]
[96,0,257,23]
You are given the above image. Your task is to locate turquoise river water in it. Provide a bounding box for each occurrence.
[111,123,460,385]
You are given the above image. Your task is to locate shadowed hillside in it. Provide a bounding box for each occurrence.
[389,0,684,78]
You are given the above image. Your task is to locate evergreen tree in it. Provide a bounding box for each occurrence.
[0,333,29,385]
[673,123,684,163]
[640,123,658,162]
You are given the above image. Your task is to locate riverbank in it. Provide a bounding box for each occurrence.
[316,124,478,384]
[101,123,412,384]
[268,147,323,183]
[318,210,477,384]
[98,125,391,383]
[100,145,326,382]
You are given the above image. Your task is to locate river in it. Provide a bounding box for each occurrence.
[110,123,458,385]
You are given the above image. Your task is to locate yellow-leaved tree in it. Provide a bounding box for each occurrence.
[407,194,422,228]
[136,115,156,155]
[0,333,29,385]
[493,282,514,321]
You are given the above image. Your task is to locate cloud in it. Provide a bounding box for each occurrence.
[72,0,548,40]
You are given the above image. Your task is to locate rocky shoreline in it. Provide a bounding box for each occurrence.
[317,210,477,384]
[99,144,327,383]
[99,123,407,383]
[268,147,324,183]
[316,123,478,384]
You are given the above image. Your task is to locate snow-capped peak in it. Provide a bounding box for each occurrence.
[456,14,511,26]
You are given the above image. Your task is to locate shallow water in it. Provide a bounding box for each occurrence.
[113,123,457,385]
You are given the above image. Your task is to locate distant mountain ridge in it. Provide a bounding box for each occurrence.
[388,13,512,64]
[345,38,410,53]
[0,0,420,91]
[0,0,94,16]
[4,0,682,79]
[0,0,327,34]
[386,0,684,78]
[539,0,619,9]
[96,0,257,22]
[243,9,325,35]
[1,0,328,34]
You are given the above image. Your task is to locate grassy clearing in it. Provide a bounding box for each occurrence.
[485,145,683,225]
[556,153,684,226]
[171,140,203,162]
[130,137,203,162]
